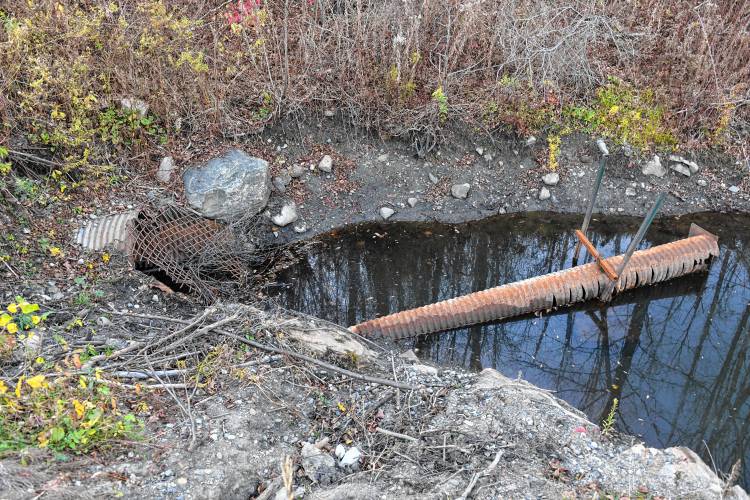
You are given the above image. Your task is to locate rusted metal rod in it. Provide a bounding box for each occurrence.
[573,139,609,265]
[574,230,618,280]
[599,192,667,302]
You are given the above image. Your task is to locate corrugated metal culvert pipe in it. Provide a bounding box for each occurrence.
[350,224,719,339]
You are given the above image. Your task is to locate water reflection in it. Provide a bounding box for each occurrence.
[272,212,750,486]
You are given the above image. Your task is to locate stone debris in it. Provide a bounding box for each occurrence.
[379,206,395,220]
[539,187,551,200]
[625,187,636,197]
[272,203,298,227]
[290,164,306,178]
[697,179,708,187]
[475,147,484,156]
[729,185,741,194]
[377,153,389,162]
[669,154,699,174]
[451,183,471,199]
[183,149,270,220]
[429,173,439,184]
[670,163,692,177]
[293,223,308,234]
[156,156,176,184]
[318,155,333,173]
[525,136,537,147]
[301,442,337,484]
[407,197,418,208]
[338,447,361,468]
[642,155,666,178]
[542,172,559,186]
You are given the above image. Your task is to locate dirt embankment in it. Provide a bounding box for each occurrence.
[251,120,749,244]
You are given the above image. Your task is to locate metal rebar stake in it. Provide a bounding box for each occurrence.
[572,139,609,266]
[599,191,667,302]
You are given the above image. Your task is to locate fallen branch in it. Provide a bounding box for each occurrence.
[375,427,419,443]
[457,449,504,500]
[219,331,417,391]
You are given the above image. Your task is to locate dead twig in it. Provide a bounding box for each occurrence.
[457,449,504,500]
[218,330,418,391]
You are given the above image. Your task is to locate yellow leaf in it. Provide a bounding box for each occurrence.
[0,314,11,327]
[26,374,47,390]
[0,379,7,394]
[337,402,347,412]
[49,247,61,257]
[20,302,39,314]
[38,431,49,448]
[6,323,18,334]
[79,375,87,389]
[7,303,18,314]
[32,315,41,325]
[73,399,85,419]
[608,105,620,116]
[15,376,23,397]
[35,356,45,364]
[102,252,110,264]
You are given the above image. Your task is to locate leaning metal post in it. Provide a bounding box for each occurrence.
[573,139,609,265]
[599,191,667,302]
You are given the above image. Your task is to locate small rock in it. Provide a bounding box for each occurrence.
[542,172,559,186]
[293,223,308,234]
[625,187,636,197]
[377,154,389,162]
[697,179,708,187]
[539,187,551,201]
[272,203,298,227]
[642,155,666,177]
[428,173,439,184]
[176,477,188,486]
[409,364,438,376]
[318,155,333,173]
[272,176,288,193]
[669,154,700,174]
[120,97,149,118]
[301,442,336,483]
[324,109,335,117]
[407,197,418,208]
[728,185,740,194]
[475,147,484,156]
[163,469,174,477]
[335,444,346,459]
[156,156,176,184]
[379,207,395,220]
[484,153,493,162]
[289,164,306,178]
[399,350,419,363]
[451,183,471,199]
[339,447,361,467]
[96,316,112,327]
[525,136,537,147]
[670,164,691,177]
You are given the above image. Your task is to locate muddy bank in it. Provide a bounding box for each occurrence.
[249,120,749,242]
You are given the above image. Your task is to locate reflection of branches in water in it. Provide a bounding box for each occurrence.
[273,214,750,485]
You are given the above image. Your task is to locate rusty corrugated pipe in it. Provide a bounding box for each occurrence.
[350,224,719,339]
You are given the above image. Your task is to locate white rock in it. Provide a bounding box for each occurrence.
[542,172,559,186]
[293,223,308,234]
[318,155,333,173]
[642,155,666,177]
[272,204,298,227]
[669,154,700,174]
[451,183,471,199]
[409,364,439,376]
[379,207,395,220]
[377,154,389,162]
[324,109,335,117]
[335,444,346,459]
[525,136,537,146]
[697,179,708,187]
[289,164,306,178]
[475,147,484,156]
[670,164,691,177]
[428,173,439,184]
[729,185,740,194]
[156,156,176,183]
[339,447,361,467]
[407,197,418,208]
[625,187,636,197]
[538,187,551,201]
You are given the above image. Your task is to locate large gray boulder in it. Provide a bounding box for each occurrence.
[183,149,270,220]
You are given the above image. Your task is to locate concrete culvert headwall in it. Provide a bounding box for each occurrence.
[350,225,719,339]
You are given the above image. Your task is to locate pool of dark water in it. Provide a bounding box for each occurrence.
[271,212,750,487]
